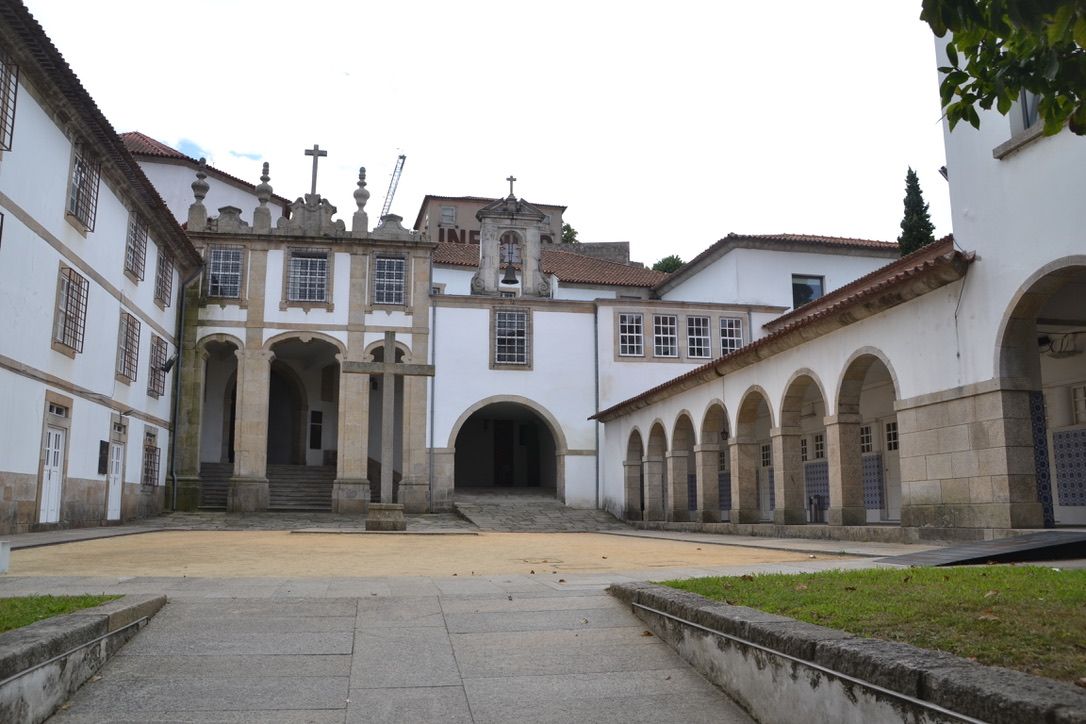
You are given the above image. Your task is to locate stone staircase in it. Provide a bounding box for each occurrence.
[198,463,231,510]
[267,464,335,511]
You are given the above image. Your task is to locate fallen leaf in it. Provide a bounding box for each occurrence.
[740,574,755,581]
[558,579,566,583]
[507,595,513,601]
[795,583,808,591]
[984,590,999,598]
[903,576,911,584]
[1075,677,1086,689]
[580,618,589,624]
[530,570,535,574]
[640,630,654,637]
[844,586,856,592]
[977,610,1000,621]
[665,675,671,680]
[696,547,702,550]
[602,556,608,559]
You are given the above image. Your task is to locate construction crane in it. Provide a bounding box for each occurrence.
[380,154,406,218]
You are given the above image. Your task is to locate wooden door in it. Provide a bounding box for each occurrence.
[40,427,64,523]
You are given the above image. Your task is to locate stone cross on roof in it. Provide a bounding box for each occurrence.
[305,144,327,195]
[506,175,516,197]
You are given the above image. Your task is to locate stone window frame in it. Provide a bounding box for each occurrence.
[439,205,456,225]
[141,427,160,487]
[205,244,248,302]
[618,312,644,357]
[372,254,408,308]
[885,421,899,452]
[859,424,873,454]
[115,311,140,384]
[280,246,335,312]
[0,48,17,153]
[652,314,678,358]
[760,443,771,468]
[52,264,89,358]
[123,212,148,282]
[720,317,744,355]
[65,142,100,233]
[800,436,809,462]
[813,432,825,460]
[147,335,167,398]
[153,248,174,309]
[490,306,532,370]
[37,390,74,519]
[686,315,711,359]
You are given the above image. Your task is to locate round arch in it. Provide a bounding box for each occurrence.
[363,337,413,361]
[780,368,829,427]
[196,332,245,352]
[446,395,568,453]
[700,399,730,445]
[646,420,668,459]
[837,348,901,414]
[736,385,775,429]
[624,428,645,520]
[670,410,696,449]
[263,330,346,355]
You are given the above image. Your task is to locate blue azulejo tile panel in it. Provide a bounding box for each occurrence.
[862,452,884,510]
[1029,391,1056,527]
[804,460,830,510]
[1053,428,1086,507]
[718,471,732,510]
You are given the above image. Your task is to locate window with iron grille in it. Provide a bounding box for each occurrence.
[147,335,167,397]
[720,318,743,355]
[207,245,243,298]
[494,308,529,366]
[800,437,809,462]
[374,255,405,305]
[287,249,328,302]
[124,213,148,280]
[154,250,174,307]
[885,421,899,451]
[687,316,710,358]
[116,312,140,382]
[653,314,677,357]
[54,266,88,353]
[860,425,873,454]
[0,48,18,152]
[813,432,825,459]
[141,431,160,487]
[760,443,771,468]
[618,313,643,356]
[66,144,100,231]
[718,449,729,471]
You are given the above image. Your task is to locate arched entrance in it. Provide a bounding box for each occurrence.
[268,362,306,465]
[644,422,668,520]
[735,388,773,523]
[198,337,240,466]
[699,402,729,522]
[780,372,828,524]
[453,401,559,492]
[624,429,644,520]
[669,414,696,521]
[265,336,341,468]
[839,351,901,523]
[998,262,1086,527]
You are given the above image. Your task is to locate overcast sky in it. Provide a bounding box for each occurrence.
[26,1,951,265]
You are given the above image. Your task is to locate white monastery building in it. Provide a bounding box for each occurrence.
[0,0,1083,539]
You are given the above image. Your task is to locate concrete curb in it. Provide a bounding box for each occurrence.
[627,520,1033,545]
[0,593,166,723]
[609,582,1086,724]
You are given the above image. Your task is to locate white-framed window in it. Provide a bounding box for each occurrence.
[439,205,456,225]
[154,250,174,307]
[67,144,101,231]
[860,424,873,454]
[653,314,678,357]
[141,430,160,487]
[48,402,68,417]
[494,308,529,366]
[791,274,824,308]
[760,443,771,468]
[207,245,243,298]
[885,421,899,452]
[124,213,148,280]
[0,48,17,152]
[1073,385,1086,425]
[618,313,644,357]
[813,432,825,459]
[687,315,710,358]
[116,312,140,382]
[54,266,89,354]
[800,437,809,462]
[147,335,167,398]
[287,249,328,302]
[720,318,743,355]
[374,255,406,305]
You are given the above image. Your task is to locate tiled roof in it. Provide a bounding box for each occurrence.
[433,243,668,288]
[120,132,291,208]
[654,232,899,294]
[0,3,200,272]
[594,237,973,422]
[414,194,566,230]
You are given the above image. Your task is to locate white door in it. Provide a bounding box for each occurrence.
[882,419,901,521]
[107,443,123,521]
[40,427,64,523]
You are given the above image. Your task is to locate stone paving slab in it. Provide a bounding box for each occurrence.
[123,629,355,656]
[350,627,462,688]
[345,686,471,724]
[103,653,352,678]
[443,605,636,634]
[52,711,348,724]
[604,528,943,558]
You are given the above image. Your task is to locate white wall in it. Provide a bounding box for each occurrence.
[137,159,289,226]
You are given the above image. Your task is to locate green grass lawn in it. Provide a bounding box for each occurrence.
[664,565,1086,683]
[0,595,119,634]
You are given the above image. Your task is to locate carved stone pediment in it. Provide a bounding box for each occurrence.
[476,196,546,222]
[209,206,250,233]
[277,194,347,237]
[370,214,422,242]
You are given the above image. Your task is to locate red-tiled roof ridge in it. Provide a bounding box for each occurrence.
[593,236,973,422]
[120,131,292,208]
[431,242,667,288]
[654,231,899,294]
[414,194,566,230]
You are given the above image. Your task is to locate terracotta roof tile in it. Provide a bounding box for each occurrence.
[433,243,668,288]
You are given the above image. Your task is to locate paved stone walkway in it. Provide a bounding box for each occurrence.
[453,490,628,532]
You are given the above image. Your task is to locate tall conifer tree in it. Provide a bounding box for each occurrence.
[897,167,936,256]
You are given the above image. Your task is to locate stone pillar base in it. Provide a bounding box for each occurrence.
[227,478,269,513]
[697,510,721,523]
[901,501,1043,529]
[398,480,429,513]
[667,510,690,523]
[827,506,867,526]
[175,476,202,512]
[367,502,406,531]
[774,508,807,525]
[332,479,370,515]
[731,508,762,524]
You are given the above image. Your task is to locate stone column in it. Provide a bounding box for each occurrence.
[770,427,806,524]
[333,354,370,514]
[228,348,273,512]
[623,461,643,521]
[174,345,207,511]
[642,456,665,521]
[665,451,689,521]
[693,444,720,523]
[729,438,761,523]
[824,414,866,525]
[398,374,429,512]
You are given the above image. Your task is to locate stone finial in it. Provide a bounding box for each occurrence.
[187,158,210,232]
[352,166,370,236]
[253,162,273,234]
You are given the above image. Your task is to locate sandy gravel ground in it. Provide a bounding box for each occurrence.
[10,531,816,578]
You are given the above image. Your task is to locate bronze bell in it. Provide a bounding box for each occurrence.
[501,260,518,285]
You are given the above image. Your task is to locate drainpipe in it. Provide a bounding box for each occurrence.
[428,261,437,510]
[169,265,204,511]
[594,306,600,509]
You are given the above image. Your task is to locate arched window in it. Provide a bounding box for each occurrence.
[500,231,522,264]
